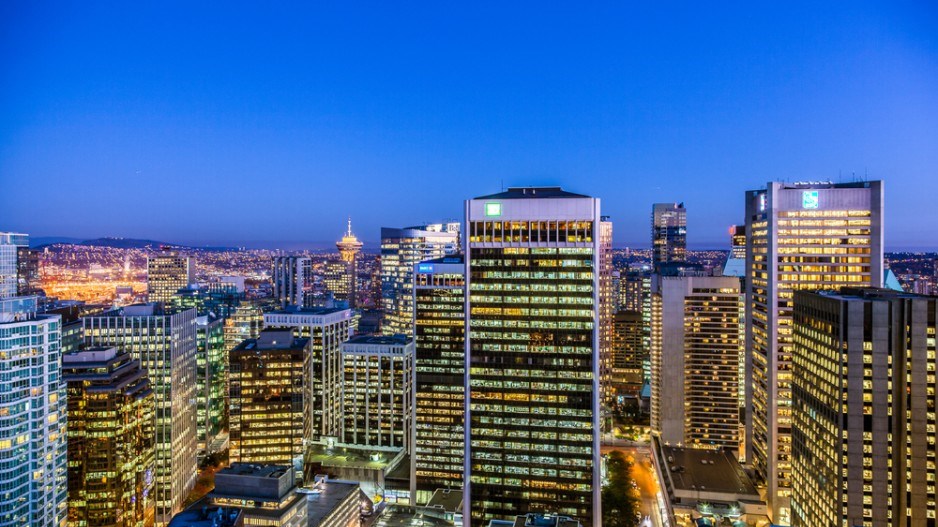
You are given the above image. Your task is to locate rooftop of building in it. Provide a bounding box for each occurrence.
[813,286,928,301]
[233,330,309,351]
[265,305,349,316]
[425,488,463,512]
[306,443,405,471]
[374,506,454,527]
[306,476,363,524]
[474,186,590,200]
[94,302,196,318]
[62,347,119,364]
[778,180,879,189]
[344,334,413,346]
[217,463,291,479]
[660,446,758,497]
[168,505,243,527]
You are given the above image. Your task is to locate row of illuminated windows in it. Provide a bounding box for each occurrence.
[469,220,594,244]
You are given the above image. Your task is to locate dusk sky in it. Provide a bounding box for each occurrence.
[1,2,936,249]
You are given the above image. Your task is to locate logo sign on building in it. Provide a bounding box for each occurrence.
[417,263,434,274]
[759,193,767,212]
[485,202,502,217]
[802,190,819,209]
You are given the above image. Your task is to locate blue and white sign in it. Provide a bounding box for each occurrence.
[417,263,434,274]
[802,190,819,209]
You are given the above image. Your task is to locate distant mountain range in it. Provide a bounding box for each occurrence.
[31,237,240,252]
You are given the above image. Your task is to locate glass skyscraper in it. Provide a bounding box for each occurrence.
[411,255,466,503]
[464,187,602,527]
[0,232,67,527]
[83,304,199,526]
[651,202,687,267]
[380,223,460,336]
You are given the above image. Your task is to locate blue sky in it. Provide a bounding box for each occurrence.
[1,2,936,249]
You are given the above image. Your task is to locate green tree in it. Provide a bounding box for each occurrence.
[602,451,641,527]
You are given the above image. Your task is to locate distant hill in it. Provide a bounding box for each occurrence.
[79,237,174,249]
[32,237,240,252]
[29,236,85,248]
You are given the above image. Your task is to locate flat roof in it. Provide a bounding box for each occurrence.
[474,187,590,200]
[307,480,362,524]
[661,446,758,496]
[345,334,412,346]
[306,443,402,470]
[217,463,290,478]
[168,506,243,527]
[266,306,348,315]
[374,506,454,527]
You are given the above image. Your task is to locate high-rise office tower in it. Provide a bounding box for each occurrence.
[15,246,41,296]
[791,288,937,526]
[147,250,193,304]
[272,256,311,308]
[464,187,602,527]
[0,232,67,527]
[196,314,226,452]
[63,347,156,527]
[610,310,645,398]
[83,304,199,525]
[598,218,615,404]
[619,270,652,383]
[745,181,884,523]
[341,335,414,450]
[263,307,354,443]
[650,269,742,449]
[651,202,687,267]
[380,223,460,336]
[323,258,352,306]
[411,256,466,503]
[0,232,28,298]
[336,218,364,308]
[229,330,309,468]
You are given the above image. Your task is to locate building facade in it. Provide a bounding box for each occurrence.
[263,308,354,443]
[650,271,742,449]
[229,330,309,468]
[63,347,156,527]
[147,251,193,304]
[83,304,199,525]
[341,335,415,450]
[464,187,601,527]
[744,181,884,523]
[411,256,466,502]
[651,203,687,267]
[196,314,226,452]
[610,310,645,399]
[380,223,460,336]
[0,293,68,527]
[791,288,938,526]
[272,256,311,308]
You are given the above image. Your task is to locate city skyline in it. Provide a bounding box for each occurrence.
[2,3,937,249]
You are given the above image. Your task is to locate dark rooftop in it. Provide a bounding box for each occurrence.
[266,306,348,315]
[474,187,590,200]
[661,446,758,496]
[168,505,243,527]
[233,330,308,352]
[345,334,412,346]
[306,477,363,524]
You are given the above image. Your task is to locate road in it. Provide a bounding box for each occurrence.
[603,443,666,527]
